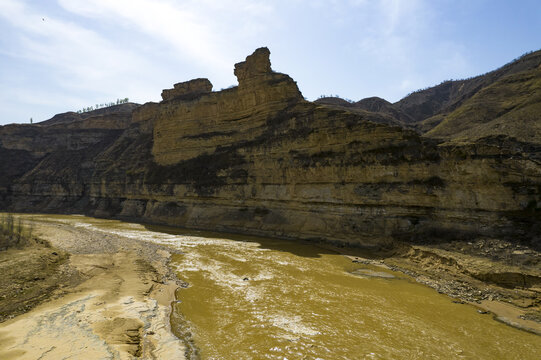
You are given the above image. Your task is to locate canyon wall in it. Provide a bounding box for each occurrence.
[1,48,540,248]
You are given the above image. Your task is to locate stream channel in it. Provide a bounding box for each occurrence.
[33,215,541,359]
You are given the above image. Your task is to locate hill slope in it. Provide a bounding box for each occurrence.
[426,64,541,144]
[324,49,541,138]
[395,50,541,128]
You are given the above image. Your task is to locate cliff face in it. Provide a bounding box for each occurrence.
[0,105,133,210]
[1,48,540,248]
[152,48,302,165]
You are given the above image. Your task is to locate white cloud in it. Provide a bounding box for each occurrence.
[61,0,220,66]
[0,6,152,124]
[0,0,484,124]
[57,0,276,76]
[0,0,151,96]
[0,0,283,123]
[346,0,470,100]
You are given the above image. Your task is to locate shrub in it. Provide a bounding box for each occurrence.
[0,214,34,250]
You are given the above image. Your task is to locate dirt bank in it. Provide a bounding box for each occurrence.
[337,238,541,335]
[0,216,187,359]
[0,237,79,323]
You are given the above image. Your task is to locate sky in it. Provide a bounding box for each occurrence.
[0,0,540,125]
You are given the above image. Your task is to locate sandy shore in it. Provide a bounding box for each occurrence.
[0,218,186,359]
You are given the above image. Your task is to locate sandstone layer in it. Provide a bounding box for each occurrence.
[1,48,539,250]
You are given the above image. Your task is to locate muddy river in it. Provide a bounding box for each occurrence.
[29,216,541,359]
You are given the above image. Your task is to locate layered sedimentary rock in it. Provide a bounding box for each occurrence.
[160,78,213,102]
[152,48,302,164]
[0,105,133,210]
[1,48,540,248]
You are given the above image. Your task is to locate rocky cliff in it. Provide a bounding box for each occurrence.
[1,48,540,249]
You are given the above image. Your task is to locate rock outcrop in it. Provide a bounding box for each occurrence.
[0,47,540,250]
[152,47,302,165]
[161,78,213,102]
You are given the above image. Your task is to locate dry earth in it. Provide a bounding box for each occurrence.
[0,238,78,323]
[0,218,186,360]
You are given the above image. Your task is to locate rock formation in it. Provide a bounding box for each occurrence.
[0,47,540,249]
[161,78,213,102]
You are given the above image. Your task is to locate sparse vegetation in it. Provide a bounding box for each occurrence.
[427,66,541,141]
[0,214,72,322]
[76,97,130,114]
[317,94,355,103]
[0,213,34,250]
[404,49,540,98]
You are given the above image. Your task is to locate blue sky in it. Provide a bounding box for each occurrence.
[0,0,540,125]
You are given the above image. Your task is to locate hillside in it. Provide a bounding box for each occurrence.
[321,50,541,139]
[314,96,412,128]
[37,103,140,126]
[426,64,541,144]
[395,49,541,127]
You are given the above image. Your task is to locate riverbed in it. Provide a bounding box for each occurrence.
[3,215,541,359]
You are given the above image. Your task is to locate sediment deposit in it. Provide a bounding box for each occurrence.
[0,215,185,360]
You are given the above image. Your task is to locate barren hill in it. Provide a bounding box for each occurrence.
[323,50,541,140]
[395,50,541,128]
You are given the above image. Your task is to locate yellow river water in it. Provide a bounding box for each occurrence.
[26,215,541,359]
